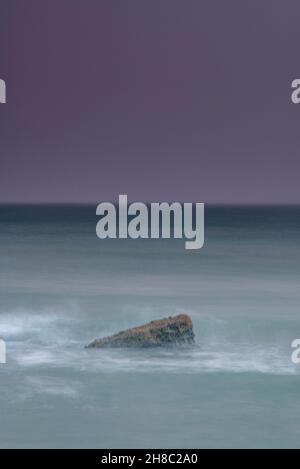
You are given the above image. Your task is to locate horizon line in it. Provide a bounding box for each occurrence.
[1,202,300,207]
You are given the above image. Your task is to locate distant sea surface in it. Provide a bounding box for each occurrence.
[1,205,300,448]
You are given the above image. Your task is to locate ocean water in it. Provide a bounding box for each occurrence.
[0,204,300,449]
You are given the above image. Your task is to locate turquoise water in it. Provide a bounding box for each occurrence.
[0,205,300,448]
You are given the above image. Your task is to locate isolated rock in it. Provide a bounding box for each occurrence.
[86,314,194,349]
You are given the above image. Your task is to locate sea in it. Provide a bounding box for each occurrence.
[0,204,300,448]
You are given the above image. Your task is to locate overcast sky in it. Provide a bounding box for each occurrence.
[0,0,300,203]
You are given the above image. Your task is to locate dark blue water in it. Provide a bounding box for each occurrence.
[0,205,300,448]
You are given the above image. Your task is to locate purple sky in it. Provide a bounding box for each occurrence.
[0,0,300,203]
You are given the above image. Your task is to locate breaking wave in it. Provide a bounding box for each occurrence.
[0,308,298,378]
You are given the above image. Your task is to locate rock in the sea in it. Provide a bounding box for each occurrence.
[86,314,194,349]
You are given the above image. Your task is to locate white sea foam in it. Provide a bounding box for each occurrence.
[1,308,298,377]
[0,307,80,341]
[10,341,297,376]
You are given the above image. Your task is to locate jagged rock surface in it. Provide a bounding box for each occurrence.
[86,314,194,349]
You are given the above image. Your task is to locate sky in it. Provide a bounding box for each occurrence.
[0,0,300,204]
